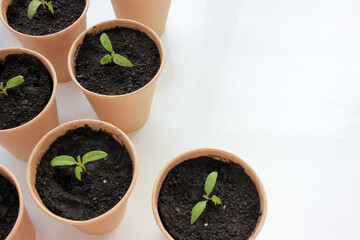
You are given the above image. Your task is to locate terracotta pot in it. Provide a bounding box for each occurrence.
[68,19,165,133]
[0,48,59,162]
[0,0,90,83]
[0,164,35,240]
[110,0,171,37]
[152,148,267,240]
[27,119,138,235]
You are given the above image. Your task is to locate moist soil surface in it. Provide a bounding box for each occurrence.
[75,27,161,95]
[0,53,53,130]
[0,174,19,240]
[6,0,86,36]
[35,125,133,220]
[158,157,262,240]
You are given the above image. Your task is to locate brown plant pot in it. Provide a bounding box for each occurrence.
[0,48,59,162]
[27,119,138,235]
[110,0,171,37]
[0,164,35,240]
[152,148,267,240]
[68,19,165,133]
[0,0,90,83]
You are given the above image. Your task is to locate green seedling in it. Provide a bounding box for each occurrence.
[0,75,24,95]
[28,0,54,20]
[51,150,107,181]
[100,33,133,67]
[190,171,222,224]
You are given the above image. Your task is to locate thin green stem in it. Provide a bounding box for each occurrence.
[78,162,86,171]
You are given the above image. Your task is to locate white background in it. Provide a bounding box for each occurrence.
[1,0,360,239]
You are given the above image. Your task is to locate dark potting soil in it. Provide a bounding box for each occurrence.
[0,174,19,240]
[6,0,85,36]
[0,53,53,130]
[35,125,133,220]
[158,157,262,240]
[75,27,161,95]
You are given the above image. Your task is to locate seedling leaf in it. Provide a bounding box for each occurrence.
[28,0,42,19]
[203,194,210,200]
[204,171,218,196]
[100,33,113,53]
[100,54,112,65]
[51,150,107,181]
[51,156,77,166]
[99,33,133,67]
[191,201,207,224]
[83,150,107,164]
[46,1,54,16]
[0,82,3,89]
[113,54,133,67]
[75,166,83,181]
[189,171,222,225]
[6,75,24,89]
[211,195,222,205]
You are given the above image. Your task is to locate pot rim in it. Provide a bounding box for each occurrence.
[0,47,58,133]
[68,19,165,98]
[152,148,267,240]
[0,164,25,239]
[0,0,90,38]
[26,119,139,226]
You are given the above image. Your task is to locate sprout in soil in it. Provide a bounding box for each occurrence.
[51,150,107,181]
[191,171,222,224]
[100,33,133,67]
[0,75,24,95]
[28,0,54,20]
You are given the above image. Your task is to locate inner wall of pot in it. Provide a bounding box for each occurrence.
[154,149,266,239]
[29,120,137,206]
[70,20,164,91]
[0,0,13,23]
[0,166,23,235]
[204,152,267,238]
[0,48,57,132]
[1,0,90,37]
